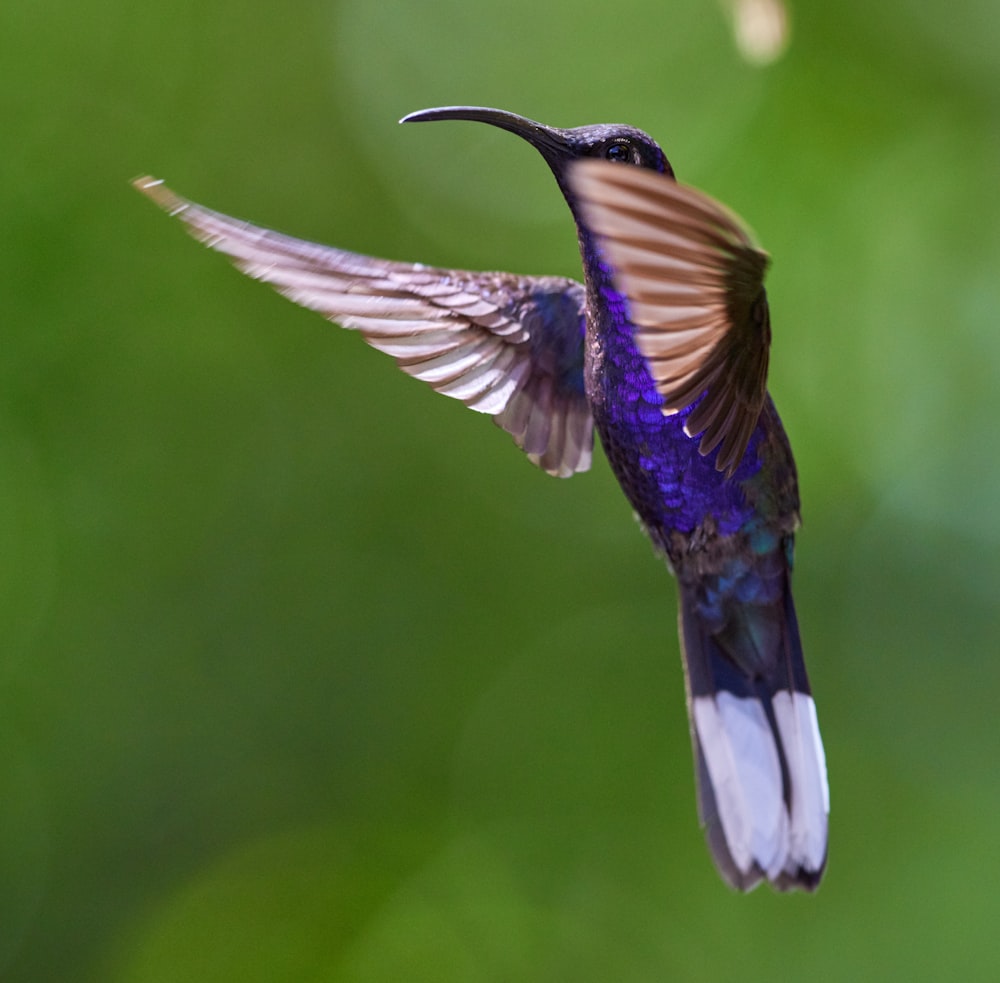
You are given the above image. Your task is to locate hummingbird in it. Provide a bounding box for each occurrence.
[134,105,828,891]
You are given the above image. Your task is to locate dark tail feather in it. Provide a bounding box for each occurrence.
[677,581,828,891]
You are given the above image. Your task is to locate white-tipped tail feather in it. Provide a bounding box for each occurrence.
[693,690,828,889]
[693,693,789,879]
[772,691,829,876]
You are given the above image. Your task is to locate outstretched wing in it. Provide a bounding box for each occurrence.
[134,177,593,478]
[568,160,771,477]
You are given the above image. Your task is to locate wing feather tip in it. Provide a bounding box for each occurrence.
[132,175,189,217]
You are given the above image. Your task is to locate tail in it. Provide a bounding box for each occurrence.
[677,574,829,891]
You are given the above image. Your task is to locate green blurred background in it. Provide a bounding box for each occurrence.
[3,0,999,978]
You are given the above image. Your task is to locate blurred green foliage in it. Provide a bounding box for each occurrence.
[2,0,999,978]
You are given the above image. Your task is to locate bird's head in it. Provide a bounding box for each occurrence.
[400,106,674,203]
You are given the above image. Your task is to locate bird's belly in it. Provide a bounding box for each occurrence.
[593,396,763,549]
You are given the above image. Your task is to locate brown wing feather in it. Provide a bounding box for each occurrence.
[134,177,593,478]
[568,160,771,476]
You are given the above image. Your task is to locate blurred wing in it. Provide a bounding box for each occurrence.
[569,159,771,476]
[134,177,593,477]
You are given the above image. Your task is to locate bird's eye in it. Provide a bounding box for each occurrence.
[605,142,632,164]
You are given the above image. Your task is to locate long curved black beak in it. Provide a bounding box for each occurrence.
[400,106,573,167]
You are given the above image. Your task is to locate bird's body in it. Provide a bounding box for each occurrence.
[570,188,822,891]
[579,234,792,546]
[135,106,828,891]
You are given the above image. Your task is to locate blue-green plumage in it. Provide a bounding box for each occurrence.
[134,105,828,892]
